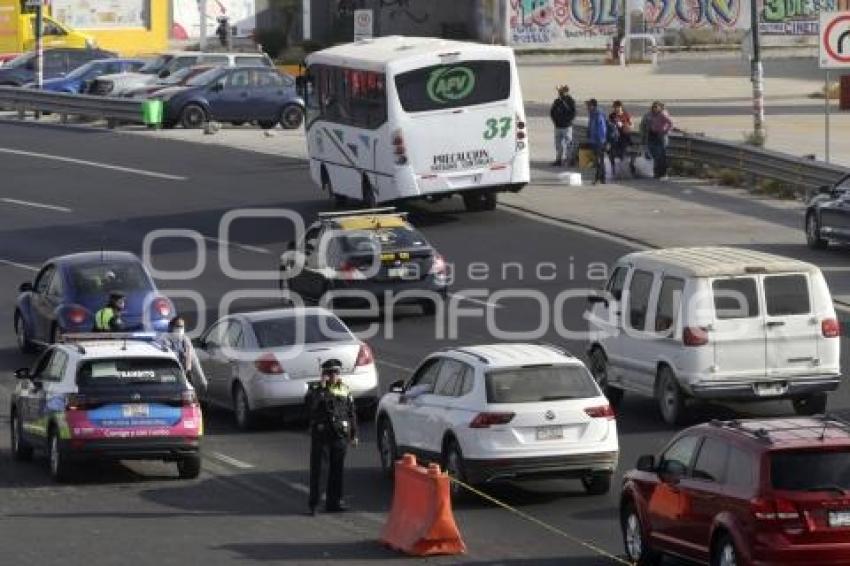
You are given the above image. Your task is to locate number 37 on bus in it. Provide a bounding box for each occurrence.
[296,37,530,212]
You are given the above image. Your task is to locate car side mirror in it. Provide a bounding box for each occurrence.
[389,379,404,393]
[286,241,295,251]
[19,281,33,293]
[636,454,655,472]
[611,289,622,302]
[15,367,30,380]
[587,295,609,308]
[192,337,204,348]
[158,69,170,79]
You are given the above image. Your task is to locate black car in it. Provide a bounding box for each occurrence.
[279,209,449,314]
[0,48,116,86]
[805,174,850,249]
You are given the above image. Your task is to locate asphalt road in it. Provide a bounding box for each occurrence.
[0,121,849,566]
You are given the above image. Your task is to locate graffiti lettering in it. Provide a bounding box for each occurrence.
[645,0,741,29]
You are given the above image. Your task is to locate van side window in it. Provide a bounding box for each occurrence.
[764,275,810,316]
[655,277,684,334]
[627,270,654,331]
[713,277,759,319]
[606,266,627,301]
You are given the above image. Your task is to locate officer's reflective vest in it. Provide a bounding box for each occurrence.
[94,307,116,331]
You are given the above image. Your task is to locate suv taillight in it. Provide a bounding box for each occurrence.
[822,318,841,338]
[181,389,199,407]
[392,129,407,165]
[355,343,374,367]
[584,405,615,419]
[751,497,802,522]
[683,326,709,346]
[469,412,515,428]
[254,353,284,375]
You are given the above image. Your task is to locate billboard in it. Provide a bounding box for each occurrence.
[171,0,255,39]
[52,0,149,29]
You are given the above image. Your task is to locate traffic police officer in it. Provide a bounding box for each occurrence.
[306,359,358,515]
[94,291,126,332]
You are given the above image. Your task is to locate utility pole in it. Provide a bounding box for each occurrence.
[198,0,207,51]
[749,0,765,143]
[35,0,43,89]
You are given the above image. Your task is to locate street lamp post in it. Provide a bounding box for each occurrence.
[198,0,207,50]
[749,0,765,143]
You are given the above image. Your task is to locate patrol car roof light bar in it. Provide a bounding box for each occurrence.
[60,332,159,343]
[317,207,402,219]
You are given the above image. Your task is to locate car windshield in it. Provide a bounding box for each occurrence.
[69,261,152,294]
[5,52,34,69]
[77,357,185,387]
[486,365,599,403]
[771,449,850,491]
[160,66,201,85]
[252,315,352,348]
[138,55,171,74]
[337,226,429,254]
[186,67,225,87]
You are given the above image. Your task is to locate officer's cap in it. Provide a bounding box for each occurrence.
[321,359,343,374]
[109,291,126,301]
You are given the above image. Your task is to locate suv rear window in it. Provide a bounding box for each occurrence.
[486,365,598,404]
[77,358,184,387]
[395,60,511,113]
[252,315,351,348]
[770,449,850,491]
[764,274,810,316]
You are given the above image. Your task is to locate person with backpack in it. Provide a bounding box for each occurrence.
[586,98,608,184]
[549,85,577,166]
[607,101,634,177]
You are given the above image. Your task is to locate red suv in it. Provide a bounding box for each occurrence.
[620,417,850,566]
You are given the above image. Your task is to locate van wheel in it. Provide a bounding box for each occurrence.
[279,104,304,129]
[377,418,398,477]
[657,367,687,426]
[581,472,611,495]
[589,348,624,409]
[11,409,33,461]
[463,191,497,212]
[621,502,661,566]
[233,385,255,430]
[180,104,207,129]
[806,213,828,250]
[177,455,202,479]
[792,393,827,416]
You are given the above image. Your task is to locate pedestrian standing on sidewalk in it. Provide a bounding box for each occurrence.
[549,85,576,166]
[640,101,673,179]
[608,101,634,176]
[586,98,608,184]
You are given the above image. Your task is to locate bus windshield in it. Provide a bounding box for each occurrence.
[394,60,511,113]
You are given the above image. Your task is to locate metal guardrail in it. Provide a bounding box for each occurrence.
[0,85,145,127]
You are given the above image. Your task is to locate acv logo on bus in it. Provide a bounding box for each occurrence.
[426,66,476,104]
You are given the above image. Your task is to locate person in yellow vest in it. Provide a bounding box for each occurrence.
[94,291,126,332]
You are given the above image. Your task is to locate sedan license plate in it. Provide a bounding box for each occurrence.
[536,425,563,441]
[122,404,149,418]
[829,511,850,528]
[388,267,405,278]
[755,382,787,397]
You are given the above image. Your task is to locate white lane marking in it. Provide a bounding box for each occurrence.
[0,147,187,181]
[202,236,272,255]
[377,359,414,373]
[0,258,38,272]
[450,291,503,309]
[1,197,71,213]
[209,452,255,469]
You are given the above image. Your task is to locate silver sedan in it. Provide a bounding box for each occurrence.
[194,307,379,429]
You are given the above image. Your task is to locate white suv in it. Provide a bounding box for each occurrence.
[375,343,619,496]
[586,247,841,425]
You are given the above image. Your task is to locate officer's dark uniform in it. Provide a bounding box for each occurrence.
[306,359,357,514]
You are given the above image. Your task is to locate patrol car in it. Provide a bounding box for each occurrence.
[279,208,449,313]
[9,334,203,482]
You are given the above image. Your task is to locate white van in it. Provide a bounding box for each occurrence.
[586,247,841,425]
[302,36,530,212]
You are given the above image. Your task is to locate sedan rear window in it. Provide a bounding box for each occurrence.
[252,315,351,348]
[77,358,185,387]
[69,262,151,294]
[485,365,599,404]
[771,449,850,491]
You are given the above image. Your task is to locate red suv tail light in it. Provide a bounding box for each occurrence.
[584,405,616,419]
[822,318,841,338]
[683,326,709,346]
[751,497,802,522]
[469,412,515,428]
[254,353,284,375]
[355,343,374,367]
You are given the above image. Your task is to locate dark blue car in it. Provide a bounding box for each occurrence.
[0,48,116,86]
[38,58,145,93]
[14,252,174,352]
[156,66,304,130]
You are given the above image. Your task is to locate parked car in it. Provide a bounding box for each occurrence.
[620,417,850,566]
[10,334,203,482]
[805,174,850,249]
[0,47,115,86]
[375,343,619,497]
[14,251,174,352]
[194,307,378,430]
[35,57,145,93]
[87,50,273,96]
[586,247,840,425]
[121,64,218,99]
[156,66,304,129]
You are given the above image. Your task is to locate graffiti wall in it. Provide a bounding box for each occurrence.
[760,0,850,35]
[509,0,621,48]
[644,0,749,33]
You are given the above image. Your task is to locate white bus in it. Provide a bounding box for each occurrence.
[301,36,530,212]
